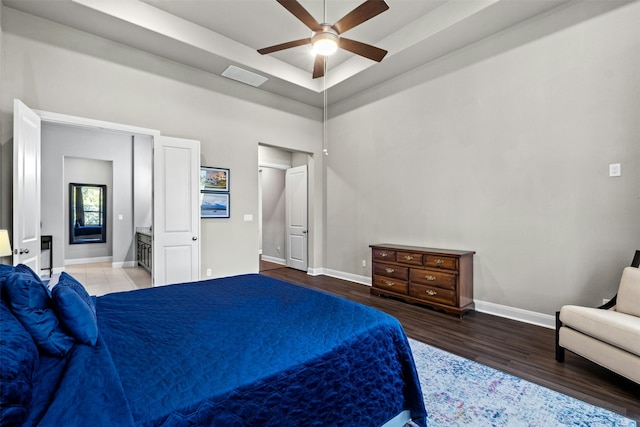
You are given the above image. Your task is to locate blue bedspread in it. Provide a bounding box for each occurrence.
[39,274,427,426]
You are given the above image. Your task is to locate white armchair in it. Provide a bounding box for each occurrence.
[555,250,640,384]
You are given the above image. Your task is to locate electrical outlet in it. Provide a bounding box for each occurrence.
[206,268,212,277]
[362,259,367,267]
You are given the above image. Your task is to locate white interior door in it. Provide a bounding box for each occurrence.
[13,100,41,272]
[285,165,307,271]
[153,136,200,286]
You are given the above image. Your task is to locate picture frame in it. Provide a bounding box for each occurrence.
[200,192,230,218]
[200,166,229,192]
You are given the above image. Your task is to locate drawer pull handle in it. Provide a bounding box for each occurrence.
[404,255,413,261]
[425,275,437,281]
[425,290,437,296]
[385,268,395,273]
[434,259,444,265]
[380,252,388,257]
[384,281,395,287]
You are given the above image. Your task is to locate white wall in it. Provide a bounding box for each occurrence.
[325,1,640,316]
[1,7,324,278]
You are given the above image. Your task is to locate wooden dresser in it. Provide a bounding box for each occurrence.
[370,244,475,317]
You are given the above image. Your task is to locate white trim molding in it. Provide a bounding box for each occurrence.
[307,267,324,276]
[318,268,371,286]
[474,300,555,329]
[112,261,137,268]
[313,267,555,329]
[64,256,113,265]
[261,255,285,265]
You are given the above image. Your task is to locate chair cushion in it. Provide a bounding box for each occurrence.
[560,305,640,356]
[616,266,640,317]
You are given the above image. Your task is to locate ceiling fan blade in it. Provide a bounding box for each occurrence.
[339,38,387,62]
[312,55,325,79]
[258,38,311,55]
[277,0,322,31]
[332,0,389,35]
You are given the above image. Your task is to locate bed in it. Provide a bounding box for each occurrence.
[0,264,427,427]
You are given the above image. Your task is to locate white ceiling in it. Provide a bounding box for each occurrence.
[2,0,618,108]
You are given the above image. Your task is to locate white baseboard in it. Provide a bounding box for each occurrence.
[474,300,555,329]
[307,267,323,276]
[64,256,113,265]
[317,268,371,286]
[316,267,555,329]
[112,261,137,268]
[261,255,285,265]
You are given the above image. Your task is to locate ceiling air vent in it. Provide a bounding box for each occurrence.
[221,65,268,87]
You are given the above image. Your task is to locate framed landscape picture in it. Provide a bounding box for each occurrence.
[200,192,230,218]
[200,166,229,192]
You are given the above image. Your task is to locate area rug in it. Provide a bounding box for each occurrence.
[408,339,637,427]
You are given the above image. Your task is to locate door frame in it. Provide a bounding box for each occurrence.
[30,109,160,277]
[258,148,313,273]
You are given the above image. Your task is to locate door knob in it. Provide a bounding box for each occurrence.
[19,248,30,254]
[192,236,198,241]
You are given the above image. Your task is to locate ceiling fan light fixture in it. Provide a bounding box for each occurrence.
[311,27,339,56]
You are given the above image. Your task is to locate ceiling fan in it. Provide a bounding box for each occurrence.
[258,0,389,79]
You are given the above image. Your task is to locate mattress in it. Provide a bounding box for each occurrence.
[27,273,426,426]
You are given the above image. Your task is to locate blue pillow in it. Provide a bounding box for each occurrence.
[0,264,14,296]
[0,263,13,278]
[0,299,39,426]
[52,272,98,346]
[5,264,75,357]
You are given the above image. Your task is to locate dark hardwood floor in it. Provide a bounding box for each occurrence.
[260,264,640,422]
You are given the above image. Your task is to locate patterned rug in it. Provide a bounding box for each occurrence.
[408,339,637,427]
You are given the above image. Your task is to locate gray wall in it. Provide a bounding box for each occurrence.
[325,1,640,315]
[260,168,286,261]
[1,7,324,278]
[63,157,113,261]
[133,136,153,230]
[2,2,638,320]
[258,145,291,261]
[41,123,134,268]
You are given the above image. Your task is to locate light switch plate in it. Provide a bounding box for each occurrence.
[243,214,253,222]
[609,163,621,177]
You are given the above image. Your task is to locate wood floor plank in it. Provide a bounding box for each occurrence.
[260,265,640,422]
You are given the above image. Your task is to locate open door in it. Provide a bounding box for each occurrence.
[153,136,200,286]
[13,100,41,271]
[285,165,308,271]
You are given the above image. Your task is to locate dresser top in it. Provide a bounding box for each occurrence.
[370,244,475,256]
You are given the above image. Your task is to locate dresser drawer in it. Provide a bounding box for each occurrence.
[373,249,396,261]
[373,276,409,295]
[410,268,456,290]
[396,251,423,266]
[370,244,475,317]
[409,283,456,306]
[424,254,457,270]
[373,263,409,280]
